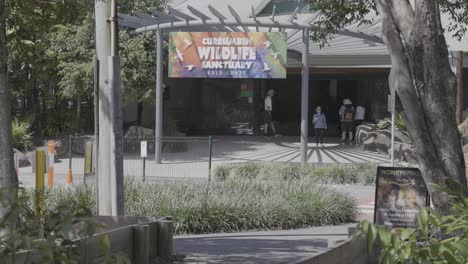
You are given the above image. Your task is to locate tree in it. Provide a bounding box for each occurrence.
[0,0,18,234]
[308,0,468,215]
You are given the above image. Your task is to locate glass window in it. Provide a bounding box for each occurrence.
[258,0,311,17]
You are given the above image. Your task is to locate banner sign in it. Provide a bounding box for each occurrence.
[374,167,430,228]
[168,32,287,79]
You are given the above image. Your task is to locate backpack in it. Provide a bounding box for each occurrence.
[343,107,354,121]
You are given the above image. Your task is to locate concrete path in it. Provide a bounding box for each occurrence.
[174,185,376,264]
[327,184,376,221]
[17,136,391,186]
[174,224,355,264]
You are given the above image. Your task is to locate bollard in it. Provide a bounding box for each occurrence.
[47,140,55,188]
[66,135,73,185]
[35,150,46,223]
[84,140,93,180]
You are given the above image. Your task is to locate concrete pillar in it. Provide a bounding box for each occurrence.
[95,0,112,215]
[300,28,310,164]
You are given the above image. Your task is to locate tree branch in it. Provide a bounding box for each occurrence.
[389,0,415,41]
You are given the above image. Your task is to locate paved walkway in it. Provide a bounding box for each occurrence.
[174,185,375,263]
[18,136,391,186]
[175,224,355,264]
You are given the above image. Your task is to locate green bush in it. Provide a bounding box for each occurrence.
[0,188,99,263]
[214,162,377,185]
[356,185,468,264]
[41,178,358,235]
[11,119,33,151]
[378,112,406,131]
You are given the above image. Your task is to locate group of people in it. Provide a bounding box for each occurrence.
[314,98,365,147]
[263,89,365,147]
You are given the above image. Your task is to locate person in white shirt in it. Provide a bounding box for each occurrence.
[354,105,366,127]
[338,99,355,145]
[264,89,279,137]
[353,105,366,142]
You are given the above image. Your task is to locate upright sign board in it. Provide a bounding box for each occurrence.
[374,167,430,228]
[168,32,287,79]
[140,141,147,158]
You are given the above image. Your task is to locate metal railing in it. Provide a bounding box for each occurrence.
[64,136,213,183]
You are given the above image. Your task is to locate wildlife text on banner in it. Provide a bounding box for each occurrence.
[168,32,287,79]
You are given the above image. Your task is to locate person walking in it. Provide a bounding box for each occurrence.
[339,99,355,145]
[313,106,327,148]
[264,89,279,137]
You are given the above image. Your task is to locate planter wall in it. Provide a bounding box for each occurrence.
[291,228,378,264]
[4,216,174,264]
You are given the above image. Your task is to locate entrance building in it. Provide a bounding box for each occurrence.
[119,0,468,152]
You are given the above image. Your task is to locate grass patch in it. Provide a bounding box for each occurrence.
[214,162,377,185]
[37,178,357,235]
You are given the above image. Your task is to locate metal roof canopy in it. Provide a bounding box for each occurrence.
[118,5,384,44]
[118,5,385,164]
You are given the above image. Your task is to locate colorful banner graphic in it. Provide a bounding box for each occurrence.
[168,32,287,79]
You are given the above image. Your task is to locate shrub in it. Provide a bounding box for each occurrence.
[41,178,358,235]
[214,162,377,185]
[378,112,406,131]
[213,164,232,181]
[230,162,262,180]
[11,119,33,151]
[1,188,100,263]
[356,185,468,264]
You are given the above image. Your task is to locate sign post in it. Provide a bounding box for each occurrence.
[374,167,430,229]
[141,141,147,182]
[388,69,397,166]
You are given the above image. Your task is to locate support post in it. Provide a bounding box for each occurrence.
[390,102,395,166]
[300,28,310,164]
[208,136,213,181]
[389,69,397,166]
[108,55,124,215]
[155,28,164,164]
[455,51,464,125]
[93,56,99,210]
[95,0,112,215]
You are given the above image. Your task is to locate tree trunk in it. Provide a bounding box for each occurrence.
[76,96,81,133]
[0,0,19,234]
[455,51,463,125]
[137,101,143,125]
[376,0,467,215]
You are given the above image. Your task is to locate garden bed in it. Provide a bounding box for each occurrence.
[39,178,358,235]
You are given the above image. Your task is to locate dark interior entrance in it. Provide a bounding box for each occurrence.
[165,73,390,136]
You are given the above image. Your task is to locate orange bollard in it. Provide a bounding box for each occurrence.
[66,169,73,185]
[47,140,55,188]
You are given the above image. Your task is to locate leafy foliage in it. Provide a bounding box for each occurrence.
[5,0,167,136]
[376,112,406,131]
[214,162,377,185]
[0,187,130,263]
[11,118,32,151]
[40,179,357,235]
[356,186,468,264]
[307,0,468,45]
